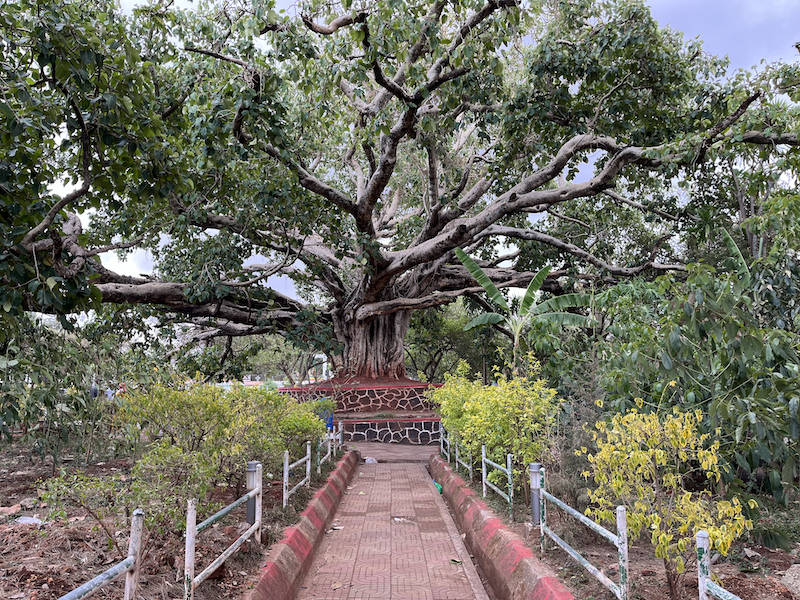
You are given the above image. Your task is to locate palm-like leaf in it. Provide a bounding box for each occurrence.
[534,312,597,328]
[464,313,505,330]
[520,266,552,316]
[720,228,751,288]
[533,293,593,314]
[456,247,510,312]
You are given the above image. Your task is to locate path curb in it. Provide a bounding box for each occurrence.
[429,456,574,600]
[247,450,360,600]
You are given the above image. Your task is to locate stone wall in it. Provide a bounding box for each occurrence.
[341,418,441,445]
[281,382,438,413]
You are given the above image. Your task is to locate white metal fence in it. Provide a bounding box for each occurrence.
[454,440,473,480]
[530,463,629,600]
[697,531,743,600]
[481,444,514,520]
[184,463,262,600]
[439,424,451,462]
[283,441,312,508]
[317,426,342,473]
[58,510,144,600]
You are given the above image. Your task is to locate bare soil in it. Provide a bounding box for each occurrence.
[508,507,800,600]
[0,438,315,600]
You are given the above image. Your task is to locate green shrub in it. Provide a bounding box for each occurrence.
[46,383,328,542]
[429,360,560,498]
[118,382,325,489]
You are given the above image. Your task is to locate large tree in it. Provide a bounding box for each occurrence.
[2,0,798,378]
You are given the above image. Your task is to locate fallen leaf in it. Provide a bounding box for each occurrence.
[450,559,463,565]
[332,526,344,530]
[358,491,365,495]
[9,592,25,598]
[0,504,22,515]
[743,547,761,559]
[69,515,87,523]
[331,581,343,590]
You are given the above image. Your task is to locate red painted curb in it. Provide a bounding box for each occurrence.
[429,456,574,600]
[247,450,359,600]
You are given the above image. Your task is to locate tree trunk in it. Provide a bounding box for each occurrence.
[336,310,412,379]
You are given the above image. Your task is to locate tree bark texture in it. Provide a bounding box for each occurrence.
[336,310,412,379]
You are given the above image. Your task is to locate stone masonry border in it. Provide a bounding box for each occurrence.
[247,450,359,600]
[429,455,575,600]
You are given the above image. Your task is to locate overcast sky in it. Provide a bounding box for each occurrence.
[103,0,800,285]
[647,0,800,70]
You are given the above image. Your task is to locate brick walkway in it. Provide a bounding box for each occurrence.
[295,462,488,600]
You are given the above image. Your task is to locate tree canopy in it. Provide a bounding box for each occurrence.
[2,0,799,378]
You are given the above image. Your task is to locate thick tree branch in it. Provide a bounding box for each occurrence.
[184,46,251,68]
[301,12,367,35]
[697,91,762,161]
[602,189,686,222]
[480,225,684,276]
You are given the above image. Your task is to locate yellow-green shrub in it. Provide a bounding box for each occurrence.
[118,382,325,489]
[429,360,560,494]
[580,407,752,599]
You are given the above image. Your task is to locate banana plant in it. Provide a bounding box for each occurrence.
[455,248,595,373]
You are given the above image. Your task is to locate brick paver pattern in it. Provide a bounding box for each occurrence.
[296,463,478,600]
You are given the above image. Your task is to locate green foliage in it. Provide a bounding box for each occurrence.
[429,359,560,493]
[46,383,328,540]
[405,302,501,383]
[597,258,800,500]
[455,248,594,373]
[0,314,171,466]
[118,382,326,487]
[581,408,752,599]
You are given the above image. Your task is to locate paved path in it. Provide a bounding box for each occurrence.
[347,442,438,463]
[295,462,489,600]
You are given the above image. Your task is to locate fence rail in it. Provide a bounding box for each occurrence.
[531,464,628,600]
[454,440,473,481]
[439,425,451,463]
[317,428,333,474]
[283,441,312,508]
[185,463,262,600]
[482,445,513,520]
[697,531,743,600]
[58,510,144,600]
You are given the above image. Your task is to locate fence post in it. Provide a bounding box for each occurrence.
[246,461,259,525]
[507,453,514,521]
[469,449,473,481]
[539,467,547,552]
[305,441,312,487]
[481,445,487,498]
[617,505,628,600]
[530,463,541,526]
[697,530,711,600]
[455,442,459,473]
[338,420,343,448]
[439,424,444,457]
[282,450,290,509]
[123,509,144,600]
[184,499,197,600]
[255,464,263,544]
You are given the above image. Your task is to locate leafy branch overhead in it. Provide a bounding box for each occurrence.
[1,0,798,377]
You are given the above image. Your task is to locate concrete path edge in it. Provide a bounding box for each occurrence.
[247,450,360,600]
[429,455,574,600]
